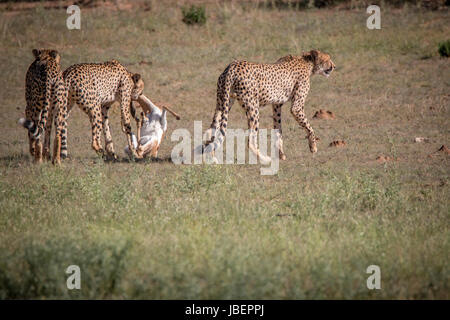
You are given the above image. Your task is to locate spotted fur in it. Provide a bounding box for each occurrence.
[19,49,67,163]
[204,50,335,161]
[54,60,144,163]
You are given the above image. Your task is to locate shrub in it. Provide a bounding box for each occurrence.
[182,5,207,25]
[438,40,450,57]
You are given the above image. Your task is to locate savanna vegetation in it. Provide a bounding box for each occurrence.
[0,1,448,299]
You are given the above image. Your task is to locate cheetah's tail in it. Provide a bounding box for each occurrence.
[18,118,40,139]
[204,64,236,154]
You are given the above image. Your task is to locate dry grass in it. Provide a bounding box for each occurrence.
[0,2,449,299]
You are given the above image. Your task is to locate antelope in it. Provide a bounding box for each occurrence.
[125,95,180,159]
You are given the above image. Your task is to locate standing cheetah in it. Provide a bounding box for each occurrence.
[56,60,144,164]
[19,49,67,162]
[203,50,335,162]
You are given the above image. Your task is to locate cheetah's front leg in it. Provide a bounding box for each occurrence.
[290,95,317,153]
[34,108,50,163]
[34,88,54,163]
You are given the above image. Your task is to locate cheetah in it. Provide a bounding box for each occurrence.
[203,50,335,163]
[54,59,145,164]
[18,49,67,163]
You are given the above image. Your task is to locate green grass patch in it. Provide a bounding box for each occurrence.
[438,40,450,57]
[182,5,207,25]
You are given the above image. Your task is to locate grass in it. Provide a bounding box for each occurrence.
[438,39,450,57]
[0,2,449,299]
[182,5,207,25]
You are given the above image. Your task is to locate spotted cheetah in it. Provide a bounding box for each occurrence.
[18,49,67,163]
[54,59,144,164]
[203,50,335,162]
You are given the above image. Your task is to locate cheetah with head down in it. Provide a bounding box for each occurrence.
[203,49,335,162]
[19,49,67,163]
[57,59,144,164]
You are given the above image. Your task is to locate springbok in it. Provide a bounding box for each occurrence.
[125,95,180,159]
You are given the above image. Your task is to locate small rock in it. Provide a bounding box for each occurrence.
[376,155,392,163]
[415,137,429,143]
[437,145,450,155]
[313,109,335,120]
[329,140,346,147]
[428,145,450,158]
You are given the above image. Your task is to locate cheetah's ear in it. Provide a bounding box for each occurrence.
[49,50,59,58]
[50,50,61,64]
[32,49,41,58]
[132,73,142,83]
[310,50,319,64]
[304,50,319,64]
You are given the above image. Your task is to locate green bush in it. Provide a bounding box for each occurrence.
[182,5,207,25]
[312,0,347,8]
[438,40,450,57]
[0,237,131,299]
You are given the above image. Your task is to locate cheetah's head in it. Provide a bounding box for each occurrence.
[131,73,144,100]
[32,49,61,65]
[304,50,335,77]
